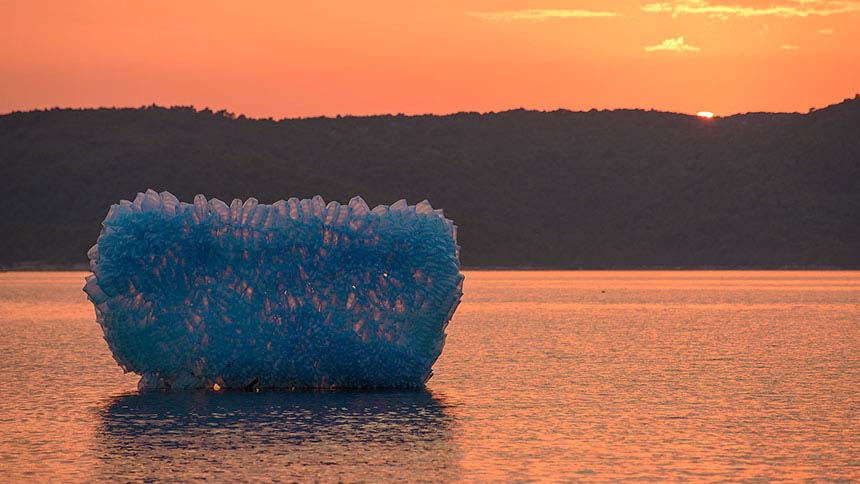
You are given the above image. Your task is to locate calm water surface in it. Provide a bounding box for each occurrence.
[1,271,858,482]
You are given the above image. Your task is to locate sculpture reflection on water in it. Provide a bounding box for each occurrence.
[96,390,460,482]
[84,190,463,390]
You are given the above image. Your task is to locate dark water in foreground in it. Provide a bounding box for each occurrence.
[1,271,858,482]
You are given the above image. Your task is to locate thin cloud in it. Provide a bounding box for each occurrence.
[818,28,836,34]
[466,9,619,22]
[641,0,860,19]
[781,44,801,50]
[644,36,701,52]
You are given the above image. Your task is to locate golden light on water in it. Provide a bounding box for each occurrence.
[697,111,715,119]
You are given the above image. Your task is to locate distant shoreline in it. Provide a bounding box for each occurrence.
[4,98,859,270]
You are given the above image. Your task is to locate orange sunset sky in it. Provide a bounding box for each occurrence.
[2,0,859,118]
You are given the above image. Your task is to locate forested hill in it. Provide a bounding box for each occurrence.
[2,97,859,269]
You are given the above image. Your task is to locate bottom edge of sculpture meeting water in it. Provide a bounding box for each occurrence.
[83,190,464,391]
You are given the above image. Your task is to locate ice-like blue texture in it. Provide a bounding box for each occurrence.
[83,190,463,390]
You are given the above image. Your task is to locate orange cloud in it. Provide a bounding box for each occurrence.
[642,0,860,19]
[645,36,701,52]
[466,9,619,21]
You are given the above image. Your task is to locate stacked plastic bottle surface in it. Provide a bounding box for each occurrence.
[83,190,463,391]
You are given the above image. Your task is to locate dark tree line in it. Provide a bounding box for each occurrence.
[1,96,859,269]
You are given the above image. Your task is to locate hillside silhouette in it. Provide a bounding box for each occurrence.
[2,97,859,269]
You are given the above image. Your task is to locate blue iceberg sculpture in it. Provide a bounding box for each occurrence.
[83,190,463,390]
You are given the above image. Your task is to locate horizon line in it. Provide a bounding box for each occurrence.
[3,94,858,121]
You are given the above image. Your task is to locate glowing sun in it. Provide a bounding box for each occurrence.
[697,111,715,119]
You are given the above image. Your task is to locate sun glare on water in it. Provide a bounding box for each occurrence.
[697,111,715,119]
